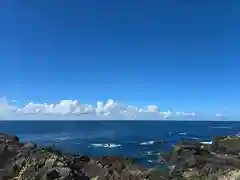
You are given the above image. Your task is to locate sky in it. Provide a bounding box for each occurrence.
[0,0,240,118]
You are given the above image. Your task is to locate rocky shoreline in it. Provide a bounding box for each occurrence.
[1,133,240,179]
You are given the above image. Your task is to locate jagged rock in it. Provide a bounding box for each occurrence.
[211,136,228,152]
[0,133,19,143]
[0,133,151,180]
[218,136,240,154]
[145,168,169,180]
[1,133,240,180]
[161,136,240,179]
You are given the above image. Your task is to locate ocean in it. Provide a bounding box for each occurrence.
[0,120,239,167]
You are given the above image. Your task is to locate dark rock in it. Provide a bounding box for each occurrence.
[0,133,150,180]
[180,139,202,150]
[1,132,240,180]
[83,162,108,180]
[218,136,240,154]
[77,155,91,162]
[146,168,170,180]
[211,136,227,152]
[160,136,240,179]
[0,133,19,143]
[46,169,60,179]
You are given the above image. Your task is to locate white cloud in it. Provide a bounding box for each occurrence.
[215,113,222,117]
[0,97,199,120]
[146,105,159,112]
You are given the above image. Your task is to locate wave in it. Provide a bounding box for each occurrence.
[201,141,212,144]
[140,140,167,145]
[146,151,161,156]
[90,143,122,148]
[178,132,187,135]
[208,126,232,129]
[168,132,188,136]
[140,141,155,145]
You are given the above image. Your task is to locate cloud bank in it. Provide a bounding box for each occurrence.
[0,97,220,120]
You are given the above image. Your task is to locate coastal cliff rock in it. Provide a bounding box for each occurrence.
[0,133,152,180]
[1,133,240,179]
[161,137,240,179]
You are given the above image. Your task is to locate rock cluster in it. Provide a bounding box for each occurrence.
[160,137,240,179]
[1,133,240,180]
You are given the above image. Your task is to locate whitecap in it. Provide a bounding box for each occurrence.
[147,151,153,155]
[140,141,155,145]
[103,143,122,148]
[147,151,161,156]
[90,143,122,148]
[201,141,212,144]
[90,143,104,147]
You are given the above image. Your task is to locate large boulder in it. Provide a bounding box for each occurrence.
[0,133,19,143]
[212,136,240,154]
[161,137,240,179]
[162,139,211,169]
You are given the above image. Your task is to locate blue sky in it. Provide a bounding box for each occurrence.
[0,0,239,115]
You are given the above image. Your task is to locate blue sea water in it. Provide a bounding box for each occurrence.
[0,121,239,167]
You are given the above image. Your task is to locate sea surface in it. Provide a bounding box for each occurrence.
[0,120,239,167]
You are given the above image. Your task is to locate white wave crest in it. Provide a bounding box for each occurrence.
[90,143,122,148]
[201,141,212,144]
[147,151,161,156]
[140,141,155,145]
[148,160,153,163]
